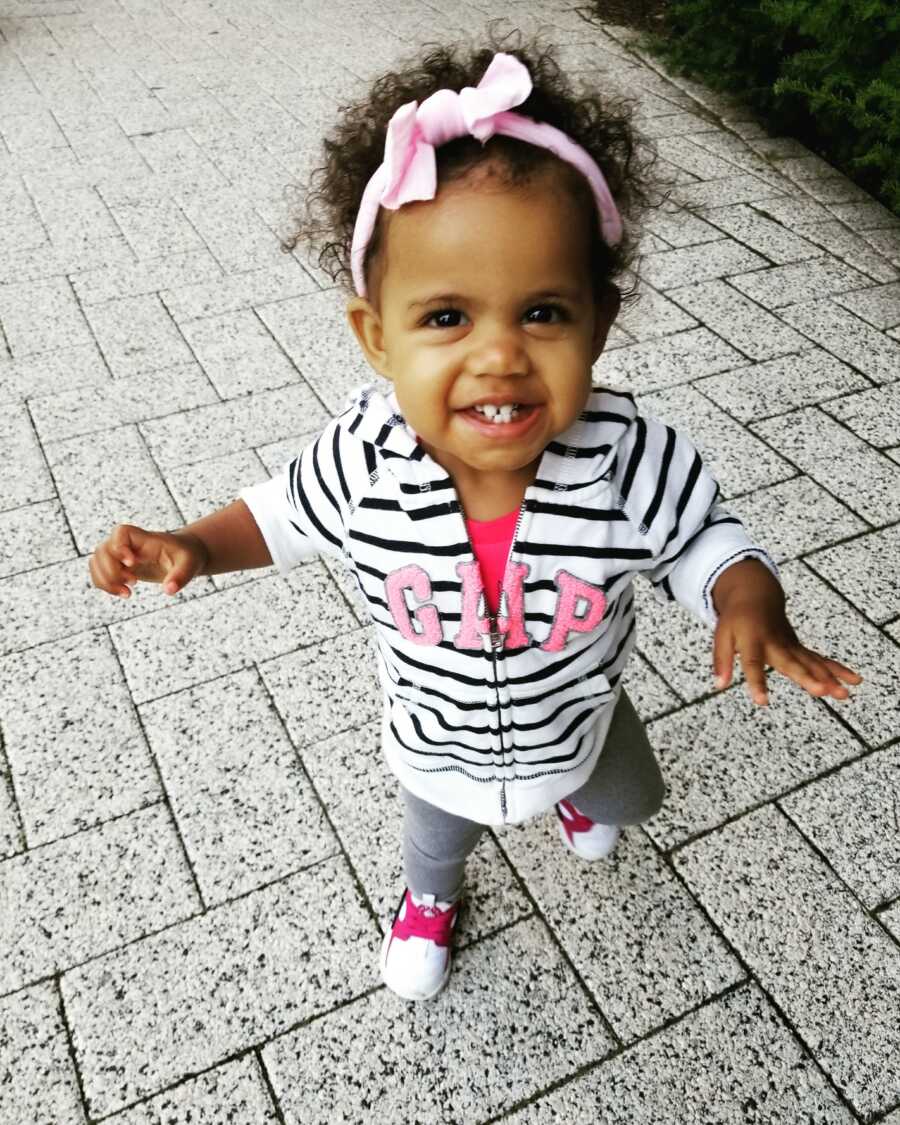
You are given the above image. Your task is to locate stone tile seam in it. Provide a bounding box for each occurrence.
[104,618,208,906]
[642,815,867,1123]
[482,979,759,1125]
[776,800,900,946]
[486,828,624,1052]
[253,1046,289,1125]
[0,727,26,858]
[81,980,389,1125]
[52,971,93,1125]
[20,396,82,555]
[0,847,350,1008]
[661,728,887,866]
[252,661,385,934]
[633,643,688,710]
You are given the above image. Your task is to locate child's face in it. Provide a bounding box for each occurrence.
[348,167,619,487]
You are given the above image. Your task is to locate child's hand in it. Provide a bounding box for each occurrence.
[89,523,208,598]
[711,559,862,706]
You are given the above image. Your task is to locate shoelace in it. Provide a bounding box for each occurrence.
[393,893,459,944]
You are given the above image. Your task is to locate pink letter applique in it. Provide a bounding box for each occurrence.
[453,560,488,650]
[541,570,607,652]
[385,564,442,646]
[453,560,532,650]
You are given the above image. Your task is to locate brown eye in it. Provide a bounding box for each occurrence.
[425,309,465,328]
[525,304,567,324]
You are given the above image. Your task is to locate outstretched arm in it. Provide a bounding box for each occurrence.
[711,558,862,706]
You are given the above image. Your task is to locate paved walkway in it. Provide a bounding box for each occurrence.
[1,1,899,1121]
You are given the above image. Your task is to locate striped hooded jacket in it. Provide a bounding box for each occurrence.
[241,383,775,827]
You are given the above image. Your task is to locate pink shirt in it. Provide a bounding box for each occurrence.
[465,508,519,617]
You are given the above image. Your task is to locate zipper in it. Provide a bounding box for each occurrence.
[467,494,530,824]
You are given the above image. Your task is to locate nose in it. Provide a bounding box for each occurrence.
[465,321,530,379]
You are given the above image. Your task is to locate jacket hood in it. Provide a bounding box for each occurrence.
[343,382,639,499]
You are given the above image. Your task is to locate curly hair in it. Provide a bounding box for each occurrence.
[283,32,658,302]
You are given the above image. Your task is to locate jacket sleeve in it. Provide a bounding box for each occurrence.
[239,417,349,574]
[617,414,778,626]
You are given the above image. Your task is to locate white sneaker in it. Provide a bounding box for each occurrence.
[556,798,621,860]
[380,889,461,1001]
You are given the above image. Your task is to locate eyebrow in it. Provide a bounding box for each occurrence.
[407,288,582,311]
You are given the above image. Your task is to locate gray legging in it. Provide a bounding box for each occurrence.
[402,689,664,901]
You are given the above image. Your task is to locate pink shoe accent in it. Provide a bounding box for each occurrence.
[391,891,460,947]
[556,798,595,844]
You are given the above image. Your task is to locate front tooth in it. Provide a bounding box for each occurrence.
[479,404,498,419]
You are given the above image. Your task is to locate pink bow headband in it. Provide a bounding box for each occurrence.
[350,52,623,296]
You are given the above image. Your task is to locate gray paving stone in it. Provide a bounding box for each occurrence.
[132,129,228,195]
[822,382,900,449]
[735,475,866,562]
[108,195,206,260]
[645,681,861,850]
[597,328,745,395]
[862,225,900,268]
[299,722,532,941]
[639,383,793,498]
[0,108,67,153]
[639,239,767,292]
[160,259,318,322]
[139,668,336,906]
[752,407,900,525]
[139,379,330,469]
[654,135,744,180]
[31,360,219,443]
[62,856,379,1119]
[262,915,613,1125]
[177,186,286,273]
[0,498,74,578]
[45,425,182,556]
[500,813,741,1041]
[675,804,900,1119]
[795,220,899,283]
[835,281,900,330]
[255,290,374,414]
[0,750,24,861]
[674,173,785,209]
[85,293,194,379]
[70,248,224,306]
[260,627,380,749]
[729,257,871,309]
[0,340,110,405]
[778,297,900,384]
[748,194,833,229]
[0,401,54,511]
[828,200,900,232]
[620,651,681,721]
[803,177,874,207]
[508,983,855,1125]
[669,280,808,361]
[781,745,900,909]
[695,347,871,422]
[0,981,86,1125]
[807,524,900,625]
[111,562,355,704]
[179,309,299,398]
[617,284,697,341]
[0,275,93,356]
[0,803,198,995]
[0,630,161,846]
[642,205,726,249]
[634,579,718,703]
[106,1056,280,1125]
[777,561,900,748]
[703,202,822,264]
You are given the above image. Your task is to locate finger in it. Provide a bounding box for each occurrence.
[712,623,735,690]
[768,647,835,697]
[738,647,769,706]
[89,551,135,598]
[162,557,194,595]
[110,523,148,568]
[819,656,863,685]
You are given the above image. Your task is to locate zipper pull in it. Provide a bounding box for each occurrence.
[487,616,503,651]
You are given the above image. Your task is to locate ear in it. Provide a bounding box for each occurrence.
[347,296,391,379]
[590,284,622,363]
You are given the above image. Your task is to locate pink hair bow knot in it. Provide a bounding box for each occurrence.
[350,52,623,295]
[381,54,532,209]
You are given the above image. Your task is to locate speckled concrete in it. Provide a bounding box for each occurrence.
[2,1,898,1121]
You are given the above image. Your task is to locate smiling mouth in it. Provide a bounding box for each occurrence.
[468,402,530,424]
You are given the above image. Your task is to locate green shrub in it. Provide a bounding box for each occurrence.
[645,0,900,214]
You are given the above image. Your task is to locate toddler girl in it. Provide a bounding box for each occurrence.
[90,42,861,1003]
